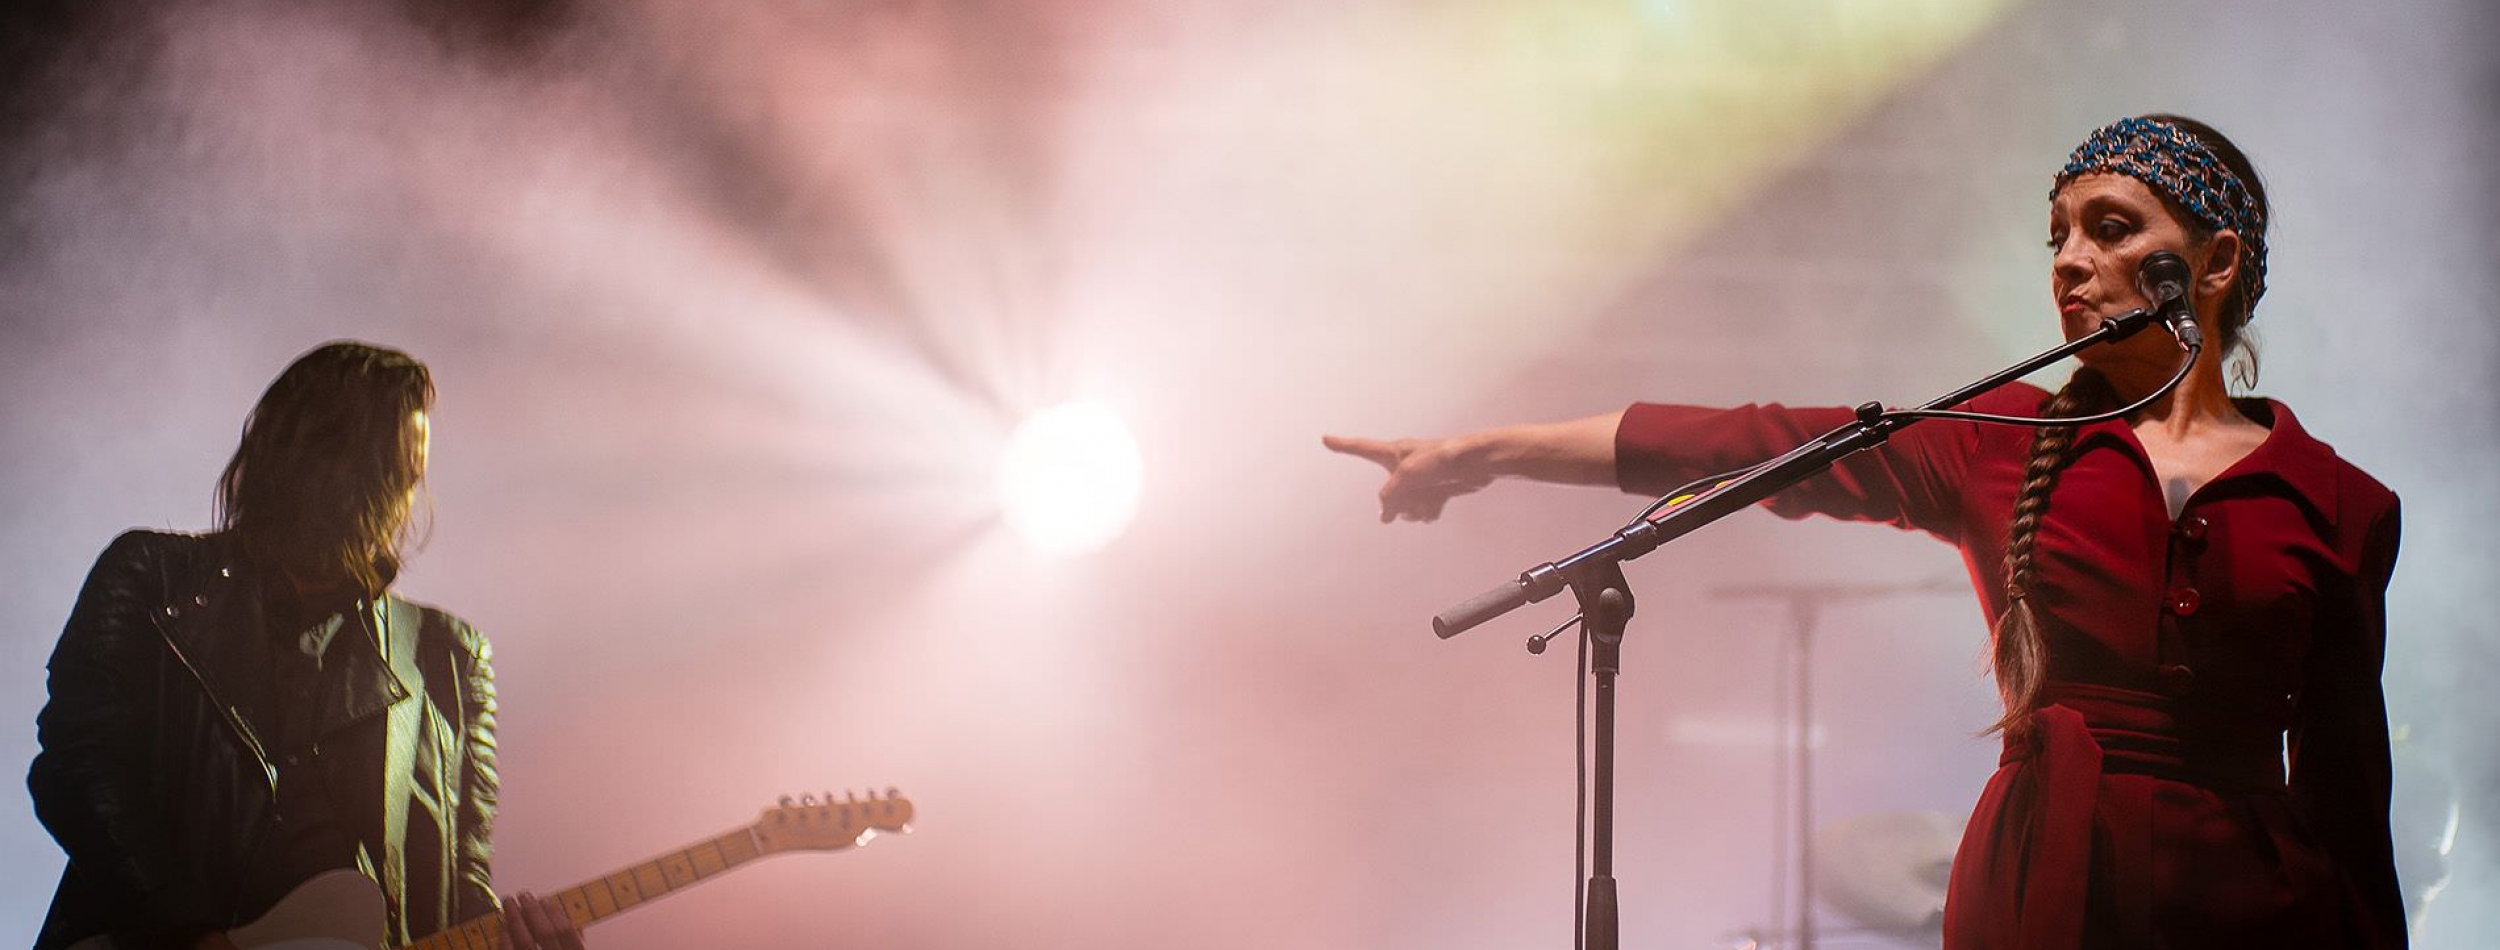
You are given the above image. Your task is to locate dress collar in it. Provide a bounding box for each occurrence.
[2076,397,2342,519]
[2224,398,2342,517]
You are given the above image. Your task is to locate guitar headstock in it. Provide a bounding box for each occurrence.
[751,788,914,855]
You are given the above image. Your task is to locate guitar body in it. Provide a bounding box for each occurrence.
[61,868,383,950]
[227,870,387,949]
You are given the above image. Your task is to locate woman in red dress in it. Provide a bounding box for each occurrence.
[1327,115,2404,949]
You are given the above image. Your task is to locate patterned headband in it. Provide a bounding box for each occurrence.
[2054,116,2267,314]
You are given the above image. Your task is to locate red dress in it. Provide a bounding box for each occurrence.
[1614,383,2405,950]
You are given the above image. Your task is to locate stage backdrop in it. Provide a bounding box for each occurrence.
[4,1,2493,948]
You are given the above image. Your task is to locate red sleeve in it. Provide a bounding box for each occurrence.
[1612,387,2031,542]
[2287,496,2406,949]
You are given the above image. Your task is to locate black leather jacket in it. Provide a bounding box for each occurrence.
[29,530,501,949]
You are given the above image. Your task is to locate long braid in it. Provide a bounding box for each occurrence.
[1987,367,2113,741]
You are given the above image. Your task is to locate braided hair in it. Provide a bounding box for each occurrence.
[1986,368,2114,741]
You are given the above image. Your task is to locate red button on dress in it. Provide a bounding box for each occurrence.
[2159,663,2197,695]
[2167,586,2201,616]
[2176,513,2210,541]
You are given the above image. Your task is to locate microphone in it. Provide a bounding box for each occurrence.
[2137,251,2202,349]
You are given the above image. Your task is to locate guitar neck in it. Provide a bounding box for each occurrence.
[404,826,767,949]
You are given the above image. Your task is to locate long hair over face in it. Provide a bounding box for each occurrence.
[216,341,435,595]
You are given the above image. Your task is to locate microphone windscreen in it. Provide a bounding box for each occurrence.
[2138,251,2192,300]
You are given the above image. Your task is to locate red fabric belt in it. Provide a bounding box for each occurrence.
[1960,682,2287,950]
[2006,683,2288,791]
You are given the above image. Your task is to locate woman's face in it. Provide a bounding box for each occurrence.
[2046,173,2201,364]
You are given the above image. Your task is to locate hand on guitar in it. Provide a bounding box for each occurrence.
[500,891,586,950]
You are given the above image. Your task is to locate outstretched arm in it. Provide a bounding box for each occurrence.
[1328,394,1994,542]
[1322,410,1625,523]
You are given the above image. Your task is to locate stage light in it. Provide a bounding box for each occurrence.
[998,402,1143,555]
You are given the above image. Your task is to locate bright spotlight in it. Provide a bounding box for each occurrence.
[998,402,1143,555]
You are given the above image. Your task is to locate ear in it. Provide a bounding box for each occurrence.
[2197,230,2244,300]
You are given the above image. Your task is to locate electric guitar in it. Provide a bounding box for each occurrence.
[69,789,913,950]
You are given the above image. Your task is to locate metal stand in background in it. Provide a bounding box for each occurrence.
[1711,580,1960,950]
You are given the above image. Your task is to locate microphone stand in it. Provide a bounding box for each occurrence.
[1432,307,2168,950]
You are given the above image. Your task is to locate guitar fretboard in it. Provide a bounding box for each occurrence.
[403,827,765,950]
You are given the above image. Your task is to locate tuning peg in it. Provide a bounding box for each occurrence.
[779,794,794,808]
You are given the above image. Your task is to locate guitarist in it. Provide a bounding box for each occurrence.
[29,342,583,950]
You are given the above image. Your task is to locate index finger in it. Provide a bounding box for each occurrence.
[1321,434,1403,468]
[503,893,540,950]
